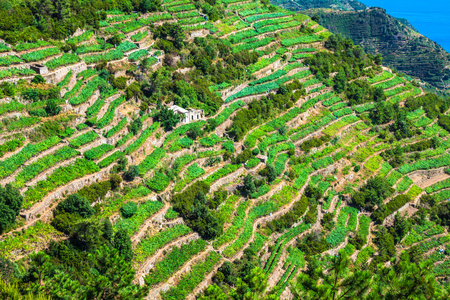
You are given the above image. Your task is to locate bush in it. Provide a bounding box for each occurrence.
[123,165,139,181]
[120,202,138,218]
[0,184,23,233]
[147,172,170,192]
[31,74,46,84]
[55,194,94,218]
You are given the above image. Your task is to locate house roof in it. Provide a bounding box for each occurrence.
[169,105,188,114]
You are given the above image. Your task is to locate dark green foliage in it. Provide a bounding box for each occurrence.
[267,165,277,182]
[139,0,162,13]
[76,180,111,203]
[112,156,128,174]
[266,195,309,232]
[307,34,374,87]
[297,232,330,257]
[348,233,365,250]
[374,227,395,261]
[372,195,411,223]
[352,177,392,211]
[234,149,252,164]
[438,115,450,132]
[391,111,412,140]
[120,202,138,218]
[345,80,375,106]
[113,229,133,262]
[304,204,318,225]
[129,118,143,135]
[300,135,330,152]
[28,108,47,117]
[209,189,227,210]
[186,192,222,240]
[154,106,180,131]
[51,212,80,235]
[26,221,148,299]
[305,185,322,202]
[111,76,127,90]
[55,194,94,219]
[333,68,347,93]
[22,87,60,102]
[45,98,62,116]
[153,23,185,50]
[0,184,23,233]
[172,182,222,239]
[103,218,113,242]
[391,213,411,243]
[109,174,122,190]
[31,75,45,84]
[0,256,21,283]
[430,201,450,228]
[228,91,299,141]
[123,165,139,181]
[242,174,256,196]
[186,126,203,140]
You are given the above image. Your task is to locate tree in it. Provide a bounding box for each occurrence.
[0,257,21,283]
[103,218,113,242]
[126,82,142,100]
[45,98,61,116]
[369,101,394,125]
[311,14,320,23]
[0,184,23,233]
[352,177,392,211]
[139,0,161,12]
[129,118,142,135]
[55,194,94,219]
[371,260,446,299]
[187,126,202,140]
[243,174,256,196]
[31,75,45,84]
[392,213,411,243]
[108,33,122,46]
[374,53,383,65]
[198,284,229,300]
[267,165,277,182]
[120,202,138,218]
[113,229,133,262]
[0,279,50,299]
[291,251,373,299]
[187,192,222,239]
[123,165,139,181]
[154,106,180,131]
[333,69,347,93]
[109,174,122,190]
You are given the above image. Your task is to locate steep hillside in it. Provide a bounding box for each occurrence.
[315,8,450,89]
[271,0,366,11]
[272,2,450,90]
[0,1,450,300]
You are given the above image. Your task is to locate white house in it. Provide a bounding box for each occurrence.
[169,105,204,124]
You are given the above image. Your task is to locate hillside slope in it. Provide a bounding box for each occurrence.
[271,1,450,90]
[0,1,450,300]
[271,0,367,11]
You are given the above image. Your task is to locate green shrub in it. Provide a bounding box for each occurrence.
[120,202,138,218]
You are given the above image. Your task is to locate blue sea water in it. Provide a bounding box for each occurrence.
[361,0,450,52]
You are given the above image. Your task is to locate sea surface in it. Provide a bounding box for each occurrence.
[361,0,450,52]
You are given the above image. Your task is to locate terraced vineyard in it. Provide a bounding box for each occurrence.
[0,1,449,300]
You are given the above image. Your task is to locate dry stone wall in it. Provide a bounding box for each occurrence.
[20,163,115,221]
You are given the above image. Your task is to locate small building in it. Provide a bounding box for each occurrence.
[169,105,204,124]
[256,155,268,163]
[30,64,49,75]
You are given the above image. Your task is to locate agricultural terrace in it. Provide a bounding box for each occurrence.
[0,1,448,300]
